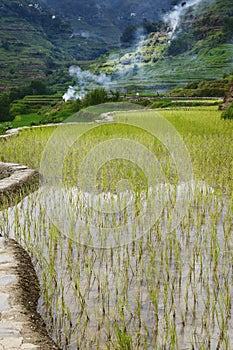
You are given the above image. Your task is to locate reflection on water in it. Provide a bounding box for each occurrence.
[0,182,232,349]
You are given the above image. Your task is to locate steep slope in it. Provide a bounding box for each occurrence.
[0,0,107,91]
[94,0,233,93]
[221,80,233,109]
[41,0,174,44]
[167,0,233,55]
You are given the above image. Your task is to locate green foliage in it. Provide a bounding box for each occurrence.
[10,102,31,117]
[120,21,163,46]
[167,33,193,56]
[11,114,44,128]
[0,0,108,91]
[83,102,144,116]
[9,80,52,103]
[120,25,137,45]
[96,0,233,94]
[45,0,171,46]
[133,99,151,107]
[1,107,232,348]
[224,17,233,41]
[167,0,233,57]
[0,94,12,122]
[115,325,132,350]
[109,90,120,102]
[39,114,64,125]
[83,88,108,107]
[221,103,233,119]
[150,99,173,108]
[169,78,230,97]
[186,81,201,89]
[39,99,142,125]
[142,20,164,35]
[6,80,55,118]
[29,80,49,95]
[0,122,13,135]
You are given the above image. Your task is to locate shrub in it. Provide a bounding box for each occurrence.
[221,103,233,119]
[0,122,13,135]
[150,99,172,108]
[0,94,12,122]
[10,102,31,117]
[83,88,108,107]
[40,114,63,125]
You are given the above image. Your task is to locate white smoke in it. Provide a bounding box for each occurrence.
[63,66,112,102]
[63,0,211,101]
[164,0,203,37]
[63,28,148,101]
[63,86,78,102]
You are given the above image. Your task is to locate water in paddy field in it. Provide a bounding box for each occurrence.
[0,183,232,349]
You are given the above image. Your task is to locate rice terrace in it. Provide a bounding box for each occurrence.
[0,0,233,349]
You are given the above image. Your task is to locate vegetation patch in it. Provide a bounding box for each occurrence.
[221,102,233,119]
[169,77,233,97]
[0,107,232,348]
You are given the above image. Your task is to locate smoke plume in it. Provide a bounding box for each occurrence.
[63,66,111,102]
[164,0,205,36]
[63,28,147,101]
[63,0,212,101]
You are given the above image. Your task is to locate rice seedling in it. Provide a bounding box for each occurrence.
[0,106,232,349]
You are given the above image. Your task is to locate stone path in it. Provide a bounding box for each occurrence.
[0,237,60,350]
[0,162,38,194]
[0,163,38,209]
[0,162,59,349]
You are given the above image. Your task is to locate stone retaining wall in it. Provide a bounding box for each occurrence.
[0,163,39,208]
[0,238,60,350]
[0,161,60,349]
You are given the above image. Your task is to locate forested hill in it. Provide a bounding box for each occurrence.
[167,0,233,56]
[94,0,233,92]
[0,0,233,92]
[41,0,174,44]
[0,0,108,91]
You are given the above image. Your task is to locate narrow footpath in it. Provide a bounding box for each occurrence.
[0,238,60,350]
[0,162,60,350]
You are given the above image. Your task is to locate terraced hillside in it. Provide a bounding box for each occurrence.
[42,0,174,45]
[0,17,54,90]
[94,0,233,93]
[1,0,233,94]
[0,0,107,91]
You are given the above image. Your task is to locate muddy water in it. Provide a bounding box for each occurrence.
[0,184,232,349]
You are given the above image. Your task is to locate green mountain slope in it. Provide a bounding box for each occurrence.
[0,0,107,91]
[42,0,174,45]
[94,0,233,93]
[1,0,233,94]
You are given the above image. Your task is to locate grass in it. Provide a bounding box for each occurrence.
[11,113,44,128]
[0,101,145,133]
[84,102,144,114]
[79,102,145,120]
[114,107,232,195]
[0,105,232,349]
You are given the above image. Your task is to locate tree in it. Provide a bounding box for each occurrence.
[224,17,233,41]
[109,90,120,102]
[120,25,137,45]
[1,40,10,51]
[142,20,163,35]
[29,80,49,95]
[221,103,233,119]
[167,33,193,56]
[0,94,12,122]
[83,88,108,107]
